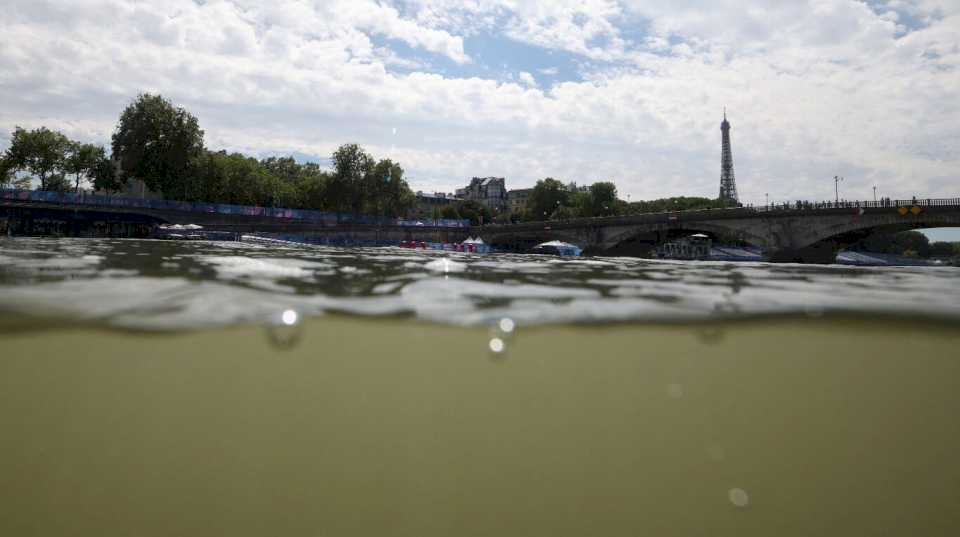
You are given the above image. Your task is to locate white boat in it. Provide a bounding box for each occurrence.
[531,240,582,256]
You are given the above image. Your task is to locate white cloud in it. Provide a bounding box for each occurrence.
[0,0,958,205]
[517,71,537,87]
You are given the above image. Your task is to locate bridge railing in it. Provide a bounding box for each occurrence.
[749,198,960,212]
[478,196,960,231]
[0,189,471,229]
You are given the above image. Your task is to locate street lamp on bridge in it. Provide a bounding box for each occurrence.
[873,185,877,203]
[834,176,843,203]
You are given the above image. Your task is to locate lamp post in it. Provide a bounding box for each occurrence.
[873,185,877,203]
[765,193,769,208]
[834,175,843,204]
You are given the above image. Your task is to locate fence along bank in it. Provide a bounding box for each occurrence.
[0,189,470,238]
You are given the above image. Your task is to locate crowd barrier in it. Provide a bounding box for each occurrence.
[0,189,470,228]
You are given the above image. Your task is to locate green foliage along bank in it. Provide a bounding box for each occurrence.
[509,178,733,223]
[1,126,115,192]
[1,93,417,218]
[849,230,960,259]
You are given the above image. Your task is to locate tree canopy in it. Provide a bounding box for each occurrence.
[621,196,736,215]
[456,200,492,225]
[65,142,104,192]
[111,93,204,199]
[91,156,121,193]
[857,230,932,258]
[329,143,373,216]
[585,181,618,217]
[527,178,570,220]
[2,126,111,191]
[929,241,960,258]
[4,126,72,190]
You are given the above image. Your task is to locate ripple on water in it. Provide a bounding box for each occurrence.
[0,238,958,330]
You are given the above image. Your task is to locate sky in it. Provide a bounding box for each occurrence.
[0,0,958,213]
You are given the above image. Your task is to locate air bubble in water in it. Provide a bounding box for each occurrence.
[489,337,505,354]
[728,488,749,508]
[266,308,303,350]
[696,326,725,344]
[498,317,515,335]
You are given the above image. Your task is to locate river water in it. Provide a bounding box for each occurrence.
[1,237,959,536]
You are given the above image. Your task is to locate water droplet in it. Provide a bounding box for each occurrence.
[667,383,684,399]
[281,309,298,326]
[498,317,515,335]
[728,488,749,508]
[266,309,302,350]
[489,337,505,354]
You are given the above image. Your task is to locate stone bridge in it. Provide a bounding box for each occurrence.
[476,199,960,263]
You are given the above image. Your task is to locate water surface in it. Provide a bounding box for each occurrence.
[1,237,958,329]
[1,238,959,537]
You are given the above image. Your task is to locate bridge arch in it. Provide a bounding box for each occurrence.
[804,216,960,247]
[764,210,960,263]
[600,220,769,256]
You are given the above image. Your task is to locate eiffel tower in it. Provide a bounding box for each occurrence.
[719,108,739,203]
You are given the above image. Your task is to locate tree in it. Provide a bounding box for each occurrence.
[456,200,492,225]
[4,126,72,190]
[0,157,26,189]
[929,242,959,258]
[0,157,32,189]
[366,159,414,218]
[893,231,931,258]
[193,150,229,202]
[45,173,73,193]
[299,169,329,210]
[622,196,732,215]
[330,144,373,217]
[587,181,618,217]
[860,230,931,257]
[527,178,570,221]
[439,205,460,220]
[65,142,105,192]
[111,93,204,200]
[207,152,273,206]
[550,204,577,221]
[261,156,310,208]
[91,155,122,193]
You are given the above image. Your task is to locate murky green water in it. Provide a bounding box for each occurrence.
[1,238,959,536]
